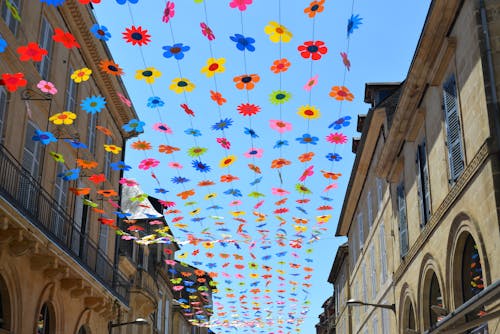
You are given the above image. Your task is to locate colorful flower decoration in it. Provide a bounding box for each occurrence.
[147,96,164,108]
[115,0,139,4]
[96,126,113,137]
[237,103,261,116]
[304,74,319,91]
[58,168,80,181]
[76,159,98,169]
[170,78,195,94]
[17,42,47,62]
[122,119,145,133]
[159,145,180,154]
[180,104,195,116]
[299,152,315,162]
[271,158,291,169]
[37,80,57,95]
[0,38,7,52]
[244,148,263,158]
[297,105,321,119]
[123,26,151,46]
[230,34,256,52]
[52,28,80,48]
[210,91,226,106]
[135,67,162,84]
[49,111,77,125]
[298,40,328,60]
[329,86,354,101]
[90,24,111,41]
[184,128,202,137]
[192,160,211,173]
[171,176,190,184]
[162,43,190,60]
[131,140,152,150]
[273,139,288,149]
[244,127,258,138]
[296,133,319,145]
[201,58,226,77]
[219,155,236,168]
[81,95,106,114]
[49,151,65,163]
[304,0,325,18]
[139,158,159,170]
[347,14,363,36]
[32,129,57,145]
[117,93,132,107]
[340,51,351,70]
[326,153,342,161]
[71,68,92,83]
[233,74,260,90]
[270,58,291,74]
[0,72,27,92]
[153,122,172,134]
[104,144,122,154]
[211,118,233,131]
[329,116,352,129]
[326,132,348,144]
[88,174,106,184]
[65,139,87,149]
[162,1,175,23]
[111,161,132,171]
[187,147,207,157]
[216,138,231,149]
[264,22,292,43]
[295,183,312,194]
[229,0,252,11]
[269,120,292,133]
[200,22,215,40]
[168,162,183,169]
[269,90,291,105]
[100,60,124,76]
[40,0,66,6]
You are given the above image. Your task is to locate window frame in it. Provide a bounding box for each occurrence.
[35,15,53,80]
[416,140,431,227]
[397,183,409,257]
[1,0,21,36]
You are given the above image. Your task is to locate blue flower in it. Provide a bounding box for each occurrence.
[115,0,139,4]
[155,188,169,194]
[184,128,202,137]
[296,133,319,145]
[244,127,259,138]
[191,217,205,222]
[347,14,363,36]
[224,188,242,197]
[57,168,80,181]
[122,119,145,133]
[296,206,308,214]
[90,24,111,41]
[211,118,233,131]
[114,211,132,219]
[81,95,106,114]
[192,160,211,173]
[171,176,190,184]
[0,38,7,52]
[64,139,87,149]
[147,96,164,108]
[111,161,132,171]
[250,177,262,186]
[162,43,190,60]
[273,139,289,149]
[230,34,255,52]
[321,196,333,202]
[207,205,222,210]
[32,129,57,145]
[40,0,65,6]
[326,153,342,161]
[328,116,352,130]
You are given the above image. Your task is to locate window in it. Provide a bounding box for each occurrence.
[36,303,53,334]
[381,307,390,334]
[156,296,163,331]
[87,112,97,154]
[64,66,78,112]
[77,326,90,334]
[376,178,383,209]
[164,299,170,333]
[379,222,388,282]
[367,191,373,229]
[351,231,357,267]
[370,244,377,299]
[0,86,7,142]
[362,266,367,311]
[416,141,431,227]
[103,136,112,179]
[443,74,465,182]
[52,163,69,240]
[96,224,109,276]
[0,275,10,330]
[428,272,443,328]
[36,16,53,80]
[373,315,379,334]
[71,188,90,256]
[397,183,409,257]
[357,213,364,250]
[20,121,44,209]
[462,234,486,324]
[1,0,20,36]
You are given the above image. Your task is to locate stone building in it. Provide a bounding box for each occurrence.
[315,296,335,334]
[332,0,500,333]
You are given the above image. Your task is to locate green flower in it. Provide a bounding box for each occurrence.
[248,191,265,198]
[295,183,312,194]
[270,90,291,105]
[49,151,65,163]
[185,201,197,206]
[187,146,207,157]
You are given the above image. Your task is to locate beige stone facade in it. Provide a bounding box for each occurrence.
[332,0,500,333]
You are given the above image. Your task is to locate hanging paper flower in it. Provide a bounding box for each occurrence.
[221,174,239,183]
[298,40,328,60]
[153,122,172,133]
[88,174,106,184]
[52,28,80,48]
[117,93,131,107]
[171,176,190,184]
[32,129,57,145]
[210,91,226,106]
[304,0,325,18]
[187,147,207,157]
[326,153,342,161]
[219,155,236,168]
[297,105,321,120]
[169,162,183,169]
[81,95,106,114]
[111,161,132,171]
[211,118,233,131]
[65,139,87,149]
[270,58,291,74]
[170,78,195,94]
[198,180,215,187]
[329,116,352,129]
[17,42,47,62]
[99,60,123,76]
[90,24,111,41]
[37,80,57,95]
[269,119,292,133]
[139,158,159,170]
[0,72,27,92]
[237,103,261,116]
[123,26,151,46]
[244,127,259,138]
[147,96,164,108]
[162,43,190,60]
[326,132,348,144]
[244,148,263,158]
[347,14,363,36]
[104,144,122,154]
[58,168,80,181]
[201,58,226,77]
[229,0,252,11]
[192,160,211,173]
[271,158,291,169]
[159,145,180,154]
[71,68,92,83]
[340,51,351,71]
[296,133,319,145]
[76,159,98,169]
[224,188,242,197]
[273,139,289,149]
[264,21,292,43]
[79,0,101,5]
[216,137,231,149]
[162,1,175,23]
[233,74,260,90]
[96,126,113,137]
[122,119,145,133]
[230,34,256,52]
[131,140,152,150]
[200,22,215,40]
[49,151,65,163]
[298,152,316,164]
[49,111,77,125]
[321,170,342,180]
[184,128,202,137]
[304,74,319,91]
[329,86,354,101]
[0,38,6,52]
[295,183,312,194]
[269,90,291,105]
[135,67,162,84]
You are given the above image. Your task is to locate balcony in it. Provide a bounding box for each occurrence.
[0,144,129,305]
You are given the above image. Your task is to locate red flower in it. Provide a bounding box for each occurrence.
[298,40,327,60]
[52,28,80,49]
[17,42,48,62]
[89,173,106,184]
[78,0,100,3]
[274,207,289,214]
[122,26,151,46]
[180,103,194,116]
[237,103,261,116]
[0,73,27,92]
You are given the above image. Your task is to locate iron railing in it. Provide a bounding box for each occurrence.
[0,144,129,305]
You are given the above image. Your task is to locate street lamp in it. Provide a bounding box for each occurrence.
[108,318,148,334]
[346,299,396,312]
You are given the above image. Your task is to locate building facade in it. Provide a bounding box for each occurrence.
[332,0,500,333]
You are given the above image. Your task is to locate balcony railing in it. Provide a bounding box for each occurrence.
[0,144,129,305]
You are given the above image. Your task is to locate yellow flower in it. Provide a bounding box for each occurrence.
[177,252,188,259]
[103,144,122,154]
[249,273,259,278]
[264,21,293,43]
[135,67,162,84]
[49,111,77,125]
[219,155,236,168]
[71,68,92,83]
[190,208,201,216]
[201,58,226,77]
[316,214,331,223]
[297,105,321,119]
[204,193,217,200]
[230,211,245,217]
[170,78,195,94]
[202,241,214,249]
[293,225,308,233]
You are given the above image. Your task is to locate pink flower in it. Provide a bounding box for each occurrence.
[216,137,231,149]
[119,178,138,187]
[117,92,131,107]
[149,220,164,225]
[244,147,263,158]
[229,0,252,11]
[298,165,314,182]
[138,158,159,170]
[289,239,302,249]
[304,74,318,91]
[37,80,58,95]
[324,183,338,192]
[269,119,292,133]
[253,200,264,209]
[340,52,351,71]
[221,272,231,278]
[168,162,183,169]
[235,273,244,279]
[326,132,348,144]
[153,122,172,134]
[162,1,175,23]
[165,259,176,266]
[229,200,242,206]
[172,285,184,291]
[200,22,215,41]
[272,187,290,196]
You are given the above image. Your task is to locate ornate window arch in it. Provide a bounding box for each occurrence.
[399,284,418,334]
[0,274,11,331]
[36,302,55,334]
[419,256,445,331]
[77,325,91,334]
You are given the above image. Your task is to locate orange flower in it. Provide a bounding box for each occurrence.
[96,125,113,137]
[298,152,315,162]
[131,140,152,150]
[194,269,206,276]
[271,158,291,169]
[99,59,124,76]
[220,174,239,183]
[92,208,105,214]
[158,144,180,154]
[329,86,354,101]
[233,74,260,90]
[198,180,215,187]
[270,58,291,74]
[275,198,288,206]
[304,0,325,18]
[248,164,261,174]
[97,189,118,197]
[210,90,227,106]
[69,187,91,196]
[181,271,193,277]
[208,272,218,278]
[76,159,98,169]
[321,170,342,180]
[177,189,195,200]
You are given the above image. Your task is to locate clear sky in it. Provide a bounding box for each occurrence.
[93,1,431,332]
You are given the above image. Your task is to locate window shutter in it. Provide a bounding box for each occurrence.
[367,191,373,229]
[397,184,408,257]
[36,17,53,80]
[358,213,364,250]
[416,147,426,228]
[421,142,431,221]
[443,75,464,182]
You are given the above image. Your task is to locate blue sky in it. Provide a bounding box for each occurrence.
[93,1,431,332]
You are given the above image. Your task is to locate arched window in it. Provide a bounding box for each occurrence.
[428,273,444,327]
[77,325,90,334]
[0,275,11,330]
[401,296,417,333]
[462,234,486,326]
[36,303,53,334]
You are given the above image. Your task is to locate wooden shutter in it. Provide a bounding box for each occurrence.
[0,87,7,142]
[397,184,409,257]
[443,75,465,182]
[421,142,431,221]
